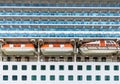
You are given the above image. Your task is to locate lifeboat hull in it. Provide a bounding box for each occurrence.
[80,47,118,56]
[41,48,73,55]
[2,48,35,56]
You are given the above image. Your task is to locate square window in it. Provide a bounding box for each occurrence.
[105,65,110,70]
[12,75,17,81]
[59,75,64,81]
[41,75,46,81]
[96,75,101,81]
[77,65,82,70]
[114,65,119,71]
[22,75,27,81]
[3,75,8,81]
[77,75,82,81]
[68,65,73,70]
[31,75,37,81]
[86,75,92,81]
[50,65,55,70]
[41,65,46,70]
[96,65,101,70]
[59,65,64,70]
[105,75,110,81]
[50,75,55,81]
[32,65,36,70]
[114,76,119,81]
[12,65,17,70]
[3,65,8,70]
[68,75,73,81]
[87,65,91,70]
[22,65,27,70]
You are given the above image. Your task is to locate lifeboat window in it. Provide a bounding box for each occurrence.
[76,57,81,62]
[68,57,73,62]
[10,44,13,48]
[93,57,98,62]
[85,57,89,62]
[53,44,60,47]
[14,44,21,47]
[101,57,106,62]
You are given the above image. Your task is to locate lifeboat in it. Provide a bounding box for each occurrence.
[1,43,36,56]
[41,43,73,55]
[79,40,119,56]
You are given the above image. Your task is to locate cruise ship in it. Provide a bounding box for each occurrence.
[0,0,120,84]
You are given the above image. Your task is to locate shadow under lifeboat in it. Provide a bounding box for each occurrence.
[41,43,73,55]
[1,43,36,56]
[79,40,119,56]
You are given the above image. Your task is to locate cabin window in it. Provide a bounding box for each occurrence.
[41,75,46,81]
[3,75,8,81]
[3,65,8,70]
[86,75,92,81]
[117,57,120,62]
[77,65,82,70]
[50,75,55,81]
[96,65,101,70]
[59,65,64,70]
[12,75,17,81]
[59,56,64,61]
[67,57,72,62]
[86,65,92,70]
[50,65,55,70]
[25,57,29,61]
[15,57,21,62]
[22,75,27,81]
[105,75,110,81]
[41,65,46,70]
[85,57,89,62]
[32,65,36,70]
[22,65,27,70]
[114,65,119,70]
[101,57,106,62]
[59,75,64,81]
[76,57,81,62]
[45,57,49,62]
[114,76,119,81]
[96,75,101,81]
[7,57,11,61]
[93,57,98,62]
[105,65,110,70]
[51,57,56,61]
[68,65,73,70]
[31,75,37,81]
[77,75,82,81]
[68,75,73,81]
[12,65,17,70]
